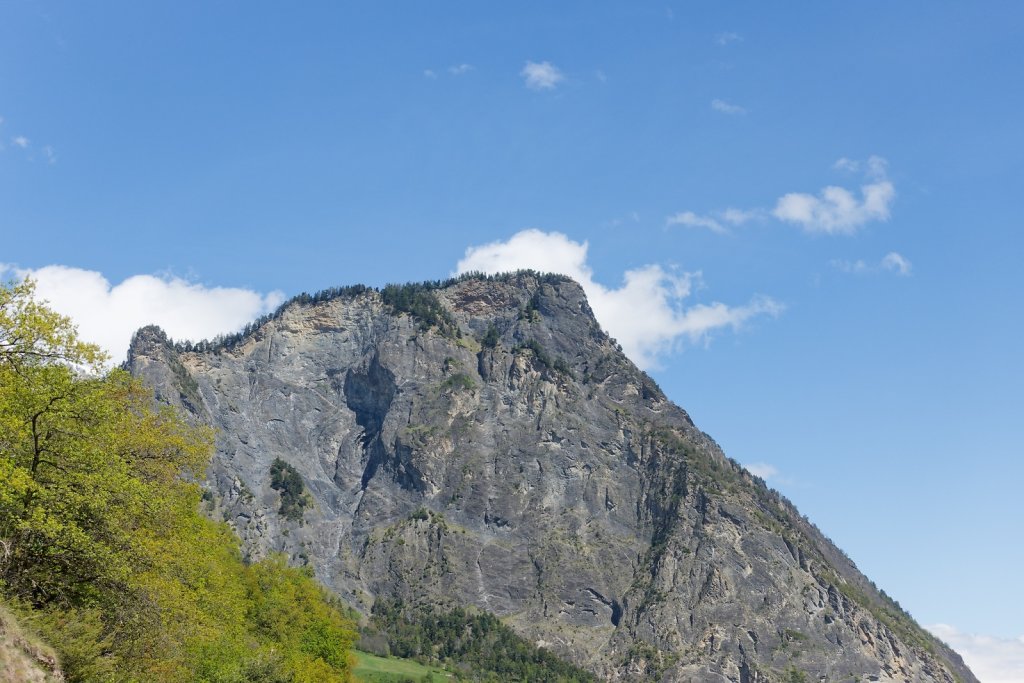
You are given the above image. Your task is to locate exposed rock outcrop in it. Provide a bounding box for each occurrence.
[128,272,976,683]
[0,605,64,683]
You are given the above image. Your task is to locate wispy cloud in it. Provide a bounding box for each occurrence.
[831,251,913,277]
[423,69,438,79]
[744,463,778,480]
[716,32,743,46]
[865,155,889,180]
[720,208,761,225]
[711,99,746,115]
[773,156,895,234]
[521,61,565,91]
[1,264,285,364]
[833,157,860,172]
[927,624,1024,683]
[42,145,57,165]
[880,251,912,275]
[455,229,781,369]
[448,63,473,76]
[12,135,29,149]
[666,211,728,234]
[666,208,762,234]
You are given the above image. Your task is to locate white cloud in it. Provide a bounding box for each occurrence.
[720,208,761,225]
[927,624,1024,683]
[671,157,895,237]
[666,211,727,234]
[12,135,29,149]
[716,32,743,46]
[2,265,285,364]
[455,229,781,369]
[448,63,473,76]
[832,155,889,176]
[669,158,894,237]
[711,98,746,115]
[42,145,56,165]
[666,208,761,234]
[521,61,565,91]
[880,251,912,275]
[423,69,438,79]
[831,251,912,276]
[865,154,888,180]
[833,157,859,172]
[744,463,778,480]
[773,157,895,234]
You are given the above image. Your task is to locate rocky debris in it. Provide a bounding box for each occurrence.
[128,272,977,683]
[0,606,64,683]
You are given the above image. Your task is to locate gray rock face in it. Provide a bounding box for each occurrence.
[127,273,976,683]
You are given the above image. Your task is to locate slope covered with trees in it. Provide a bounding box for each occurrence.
[0,279,357,682]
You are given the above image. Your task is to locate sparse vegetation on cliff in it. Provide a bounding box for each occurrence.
[381,283,461,338]
[270,458,312,523]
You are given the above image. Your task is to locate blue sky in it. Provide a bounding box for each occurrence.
[3,2,1022,678]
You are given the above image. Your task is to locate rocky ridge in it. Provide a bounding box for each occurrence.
[127,272,976,683]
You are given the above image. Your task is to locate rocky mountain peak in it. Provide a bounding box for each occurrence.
[127,271,976,683]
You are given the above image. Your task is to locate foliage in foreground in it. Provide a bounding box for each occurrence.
[0,278,356,682]
[363,599,596,683]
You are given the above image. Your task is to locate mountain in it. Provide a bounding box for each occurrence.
[126,272,975,683]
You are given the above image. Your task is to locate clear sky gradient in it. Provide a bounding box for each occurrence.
[3,3,1022,679]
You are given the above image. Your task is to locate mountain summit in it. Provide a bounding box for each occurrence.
[127,272,975,682]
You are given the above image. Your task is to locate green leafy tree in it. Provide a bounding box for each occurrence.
[0,279,356,681]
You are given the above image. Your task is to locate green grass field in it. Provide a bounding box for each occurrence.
[352,650,455,682]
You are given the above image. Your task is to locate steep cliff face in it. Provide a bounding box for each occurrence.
[127,273,975,683]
